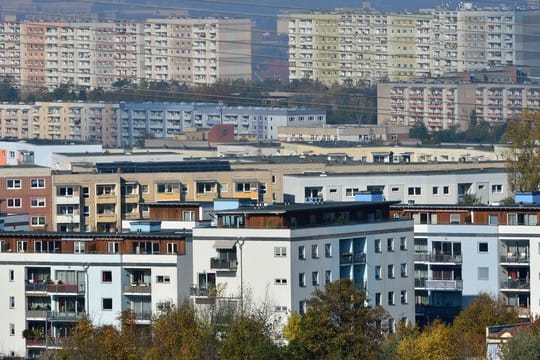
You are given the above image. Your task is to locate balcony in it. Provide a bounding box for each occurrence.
[26,309,49,319]
[500,255,529,264]
[134,311,152,323]
[55,195,80,205]
[47,283,85,294]
[56,214,80,224]
[49,311,85,322]
[501,279,529,291]
[123,283,151,295]
[26,338,47,348]
[189,284,217,298]
[414,253,462,263]
[210,258,237,271]
[340,252,366,264]
[26,282,48,293]
[425,279,463,291]
[96,194,117,204]
[96,213,117,222]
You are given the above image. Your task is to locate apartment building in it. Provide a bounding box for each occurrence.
[0,166,52,229]
[191,200,415,336]
[377,81,540,131]
[0,17,251,91]
[277,124,409,143]
[286,7,540,85]
[0,229,190,358]
[51,161,273,232]
[391,200,540,325]
[282,168,510,205]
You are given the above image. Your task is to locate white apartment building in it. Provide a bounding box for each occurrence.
[0,18,251,91]
[192,201,415,336]
[0,230,191,359]
[378,81,540,131]
[282,168,510,205]
[287,7,540,85]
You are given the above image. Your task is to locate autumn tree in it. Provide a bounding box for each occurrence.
[397,320,453,360]
[501,323,540,360]
[287,279,388,360]
[504,111,540,191]
[451,293,519,359]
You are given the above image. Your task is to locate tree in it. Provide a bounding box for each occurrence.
[288,279,388,360]
[56,315,97,360]
[409,120,429,141]
[220,313,282,360]
[451,293,519,359]
[397,320,453,360]
[503,111,540,191]
[500,326,540,360]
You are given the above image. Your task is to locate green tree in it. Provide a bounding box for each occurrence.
[501,326,540,360]
[504,111,540,191]
[451,293,519,359]
[57,315,97,360]
[409,120,429,141]
[288,279,388,360]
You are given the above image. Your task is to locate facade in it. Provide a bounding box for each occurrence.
[0,230,190,359]
[0,166,52,229]
[0,18,251,91]
[287,7,540,85]
[277,124,409,143]
[377,81,540,131]
[191,201,415,336]
[391,203,540,325]
[282,168,510,205]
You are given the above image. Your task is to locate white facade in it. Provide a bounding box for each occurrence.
[282,169,510,205]
[192,203,415,335]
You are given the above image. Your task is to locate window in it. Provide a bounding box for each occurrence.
[432,186,439,195]
[197,182,215,194]
[259,183,267,194]
[298,246,306,260]
[443,186,449,194]
[489,214,499,225]
[17,241,27,253]
[492,184,503,193]
[375,293,381,306]
[325,270,332,284]
[299,300,307,315]
[478,242,489,253]
[141,185,149,193]
[82,187,89,198]
[236,182,251,192]
[102,298,113,310]
[272,175,277,184]
[74,242,85,254]
[58,187,74,196]
[346,188,360,197]
[157,183,174,193]
[401,290,408,304]
[275,305,287,312]
[9,323,15,336]
[312,271,320,286]
[157,275,171,283]
[299,272,306,287]
[31,198,46,208]
[220,184,228,193]
[391,187,399,192]
[375,239,381,253]
[275,278,287,285]
[388,291,395,305]
[387,238,394,252]
[31,179,45,188]
[96,185,115,195]
[9,270,14,282]
[7,198,21,208]
[9,296,15,309]
[324,243,332,258]
[167,243,178,254]
[401,263,408,277]
[478,267,489,280]
[388,318,395,334]
[450,214,460,224]
[108,242,119,254]
[274,247,287,257]
[400,237,407,251]
[6,179,21,189]
[182,211,195,221]
[311,244,319,259]
[408,187,421,196]
[31,216,46,226]
[375,265,382,280]
[102,271,112,283]
[388,264,395,279]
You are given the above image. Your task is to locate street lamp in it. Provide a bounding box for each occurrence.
[235,237,245,313]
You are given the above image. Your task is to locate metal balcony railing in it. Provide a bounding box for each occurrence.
[210,258,237,271]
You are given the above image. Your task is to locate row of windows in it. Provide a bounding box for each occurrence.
[375,263,408,280]
[375,237,408,253]
[6,178,46,189]
[406,184,503,196]
[375,290,408,306]
[5,197,47,208]
[298,244,333,260]
[8,240,179,254]
[298,270,333,287]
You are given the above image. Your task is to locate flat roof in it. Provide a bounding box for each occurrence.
[392,204,540,211]
[215,201,399,215]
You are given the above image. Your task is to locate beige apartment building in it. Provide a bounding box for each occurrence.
[377,81,540,131]
[0,18,251,91]
[51,166,272,232]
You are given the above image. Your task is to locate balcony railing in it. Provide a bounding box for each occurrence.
[47,283,85,294]
[134,312,152,321]
[26,338,46,347]
[500,255,529,264]
[340,252,366,264]
[425,279,463,291]
[210,258,237,271]
[123,284,151,294]
[26,309,49,319]
[414,253,462,263]
[415,278,427,288]
[49,311,85,321]
[26,282,48,292]
[501,279,529,290]
[190,284,217,297]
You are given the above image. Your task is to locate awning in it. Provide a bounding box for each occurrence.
[213,240,237,249]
